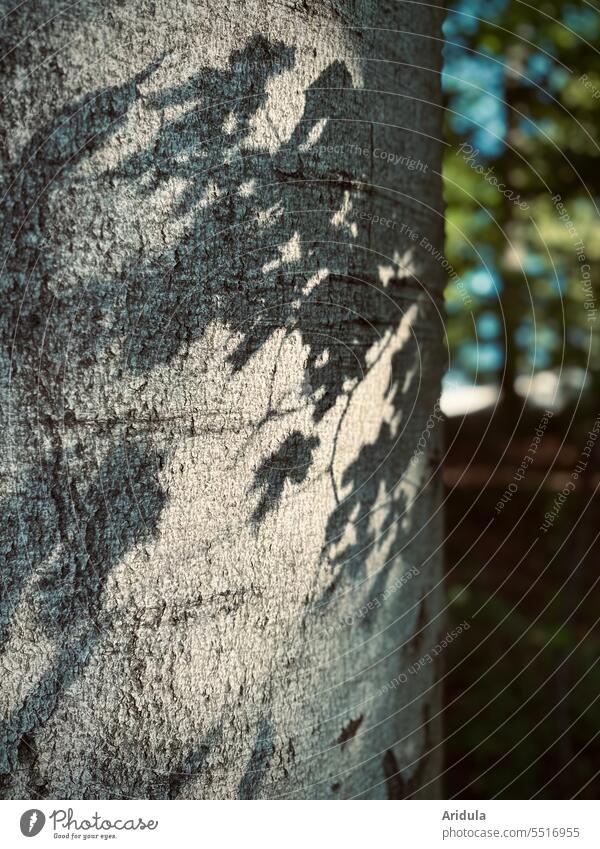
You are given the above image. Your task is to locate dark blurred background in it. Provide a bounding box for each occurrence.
[441,0,600,798]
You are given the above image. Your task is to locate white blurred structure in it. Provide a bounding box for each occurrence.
[440,382,500,417]
[440,368,589,418]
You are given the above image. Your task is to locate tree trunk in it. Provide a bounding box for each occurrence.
[1,0,446,799]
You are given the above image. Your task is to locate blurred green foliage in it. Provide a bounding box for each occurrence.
[443,0,600,405]
[442,1,600,799]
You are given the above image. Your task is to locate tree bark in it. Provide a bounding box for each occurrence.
[1,0,446,799]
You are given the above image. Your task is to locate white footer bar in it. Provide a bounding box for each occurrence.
[1,800,597,848]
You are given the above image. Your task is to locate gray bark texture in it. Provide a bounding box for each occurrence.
[0,0,446,799]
